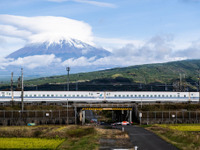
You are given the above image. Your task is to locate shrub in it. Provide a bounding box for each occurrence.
[66,127,95,138]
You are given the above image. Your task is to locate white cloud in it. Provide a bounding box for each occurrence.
[0,54,61,69]
[62,56,96,67]
[48,0,116,8]
[94,37,144,52]
[0,25,32,40]
[61,35,190,68]
[0,34,199,71]
[0,35,26,57]
[0,15,94,45]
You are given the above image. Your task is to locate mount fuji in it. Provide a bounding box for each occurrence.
[2,39,111,78]
[7,39,110,61]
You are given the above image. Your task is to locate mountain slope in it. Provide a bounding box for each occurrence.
[25,59,200,86]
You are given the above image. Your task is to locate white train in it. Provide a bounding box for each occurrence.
[0,91,199,103]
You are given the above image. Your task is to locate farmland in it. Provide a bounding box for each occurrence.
[146,124,200,150]
[0,138,64,149]
[0,125,129,149]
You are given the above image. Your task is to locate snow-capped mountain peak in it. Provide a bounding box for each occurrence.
[6,38,110,61]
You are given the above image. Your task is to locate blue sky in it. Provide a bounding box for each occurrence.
[1,0,199,38]
[0,0,200,72]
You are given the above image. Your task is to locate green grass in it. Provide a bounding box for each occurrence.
[0,138,64,149]
[58,134,99,150]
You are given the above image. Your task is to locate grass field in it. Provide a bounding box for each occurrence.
[0,125,129,150]
[146,124,200,150]
[0,138,64,149]
[159,124,200,131]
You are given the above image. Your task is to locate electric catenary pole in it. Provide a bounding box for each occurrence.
[21,68,24,112]
[67,67,70,91]
[11,72,14,105]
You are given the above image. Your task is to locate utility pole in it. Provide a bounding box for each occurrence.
[179,74,182,92]
[199,70,200,103]
[76,82,78,91]
[66,67,70,91]
[67,99,69,125]
[11,72,14,105]
[21,68,24,112]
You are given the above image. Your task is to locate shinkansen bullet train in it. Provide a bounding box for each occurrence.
[0,91,199,103]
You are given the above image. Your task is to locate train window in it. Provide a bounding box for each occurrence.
[143,95,145,97]
[119,95,121,97]
[85,95,88,97]
[47,94,50,97]
[43,95,45,97]
[51,95,54,97]
[146,95,149,97]
[77,95,79,97]
[184,95,186,97]
[127,95,129,97]
[34,95,37,97]
[166,95,168,97]
[73,95,75,97]
[123,95,125,97]
[135,95,137,97]
[91,93,93,96]
[162,95,164,97]
[139,95,141,97]
[68,95,71,97]
[30,95,32,97]
[174,95,176,97]
[170,95,172,97]
[81,95,83,97]
[64,95,67,97]
[60,95,63,97]
[25,95,28,97]
[158,95,160,97]
[178,95,180,97]
[154,95,157,97]
[150,95,153,97]
[131,95,133,97]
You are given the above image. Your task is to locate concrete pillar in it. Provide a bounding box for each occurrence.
[112,110,114,121]
[129,110,132,123]
[75,107,77,125]
[82,110,85,125]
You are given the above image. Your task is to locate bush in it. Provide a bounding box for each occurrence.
[33,130,43,137]
[66,127,95,138]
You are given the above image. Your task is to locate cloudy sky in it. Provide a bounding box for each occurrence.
[0,0,200,73]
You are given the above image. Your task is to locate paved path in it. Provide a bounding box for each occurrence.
[123,125,179,150]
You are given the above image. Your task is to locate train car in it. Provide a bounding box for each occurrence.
[0,91,199,103]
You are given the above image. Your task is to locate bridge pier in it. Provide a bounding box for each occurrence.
[82,110,85,125]
[74,106,77,125]
[129,110,132,123]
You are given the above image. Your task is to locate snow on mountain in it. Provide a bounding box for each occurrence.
[6,39,110,61]
[1,38,111,78]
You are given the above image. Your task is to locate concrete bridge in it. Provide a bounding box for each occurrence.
[72,103,136,124]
